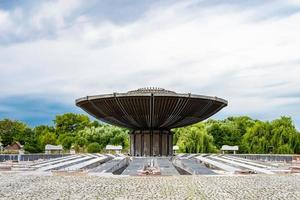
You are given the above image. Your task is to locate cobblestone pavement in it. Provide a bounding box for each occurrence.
[0,173,299,200]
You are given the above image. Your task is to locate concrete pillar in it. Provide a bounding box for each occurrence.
[130,130,172,156]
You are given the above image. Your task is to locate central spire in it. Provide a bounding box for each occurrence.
[127,87,176,94]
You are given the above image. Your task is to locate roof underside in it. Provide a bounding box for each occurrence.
[76,92,227,130]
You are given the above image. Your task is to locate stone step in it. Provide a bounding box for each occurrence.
[36,155,94,171]
[173,158,216,175]
[32,155,82,168]
[156,158,179,175]
[211,156,275,174]
[61,156,108,171]
[195,155,239,173]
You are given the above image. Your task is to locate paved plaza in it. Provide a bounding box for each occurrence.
[0,173,299,200]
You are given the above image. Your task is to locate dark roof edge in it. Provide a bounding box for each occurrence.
[75,92,228,106]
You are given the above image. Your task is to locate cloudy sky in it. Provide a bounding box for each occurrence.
[0,0,300,129]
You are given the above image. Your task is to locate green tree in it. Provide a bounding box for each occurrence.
[87,142,101,153]
[270,116,298,154]
[242,121,271,153]
[206,121,239,148]
[40,132,57,146]
[206,117,256,153]
[22,128,43,153]
[1,114,299,154]
[78,125,129,150]
[242,116,300,154]
[109,127,129,149]
[59,135,75,150]
[174,123,217,153]
[74,136,87,147]
[54,113,90,134]
[32,125,57,152]
[0,119,28,146]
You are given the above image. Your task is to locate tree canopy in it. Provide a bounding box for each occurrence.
[174,123,217,153]
[242,117,300,154]
[0,114,299,154]
[0,113,129,153]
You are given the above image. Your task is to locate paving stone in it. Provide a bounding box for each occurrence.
[0,173,299,200]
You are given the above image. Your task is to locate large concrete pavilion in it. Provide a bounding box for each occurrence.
[76,87,227,156]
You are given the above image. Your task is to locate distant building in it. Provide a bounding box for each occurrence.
[221,145,239,154]
[4,141,23,153]
[70,149,76,154]
[45,144,63,154]
[105,145,122,154]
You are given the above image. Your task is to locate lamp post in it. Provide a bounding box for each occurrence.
[0,142,3,153]
[268,146,274,154]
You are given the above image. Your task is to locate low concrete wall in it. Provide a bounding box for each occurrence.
[172,159,192,175]
[231,154,300,163]
[0,154,70,162]
[109,158,130,174]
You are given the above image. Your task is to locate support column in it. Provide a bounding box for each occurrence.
[167,131,169,156]
[133,132,136,156]
[141,130,144,156]
[170,132,173,156]
[130,129,172,156]
[129,132,132,155]
[159,130,162,156]
[150,130,153,156]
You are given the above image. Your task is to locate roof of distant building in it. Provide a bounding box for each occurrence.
[45,144,63,150]
[173,146,179,150]
[105,145,122,150]
[221,145,239,151]
[4,141,23,150]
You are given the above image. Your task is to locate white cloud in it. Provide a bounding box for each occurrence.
[0,10,13,33]
[30,0,83,31]
[0,0,300,126]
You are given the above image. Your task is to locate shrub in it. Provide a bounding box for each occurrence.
[87,142,101,153]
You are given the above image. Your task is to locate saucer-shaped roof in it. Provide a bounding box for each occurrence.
[76,87,227,130]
